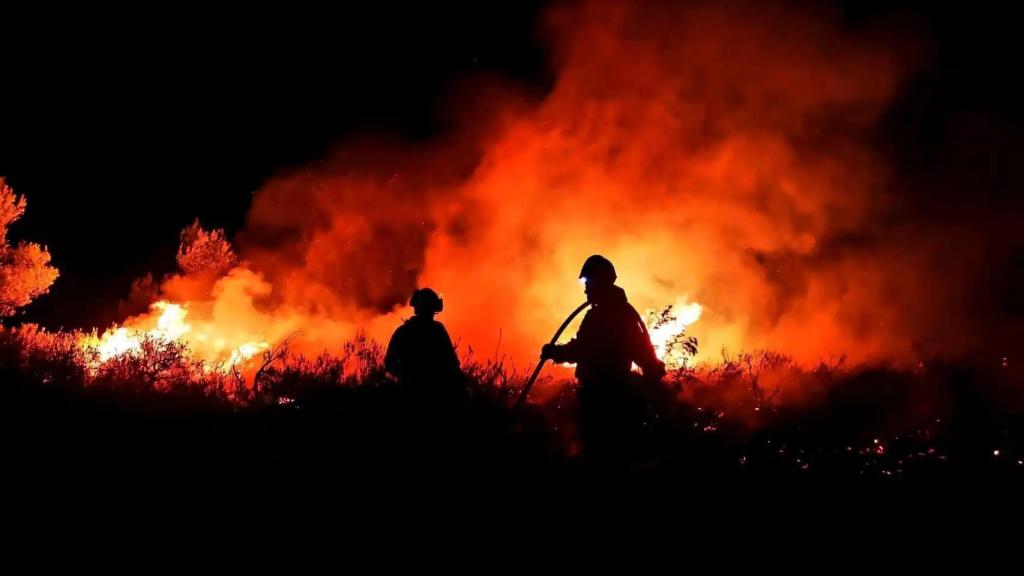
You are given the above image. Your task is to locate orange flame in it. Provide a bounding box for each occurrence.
[79,300,269,372]
[77,0,932,376]
[645,297,703,369]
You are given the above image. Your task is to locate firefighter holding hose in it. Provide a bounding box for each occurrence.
[541,255,666,474]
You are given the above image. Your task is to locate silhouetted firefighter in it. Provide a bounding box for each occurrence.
[542,255,666,475]
[385,288,463,400]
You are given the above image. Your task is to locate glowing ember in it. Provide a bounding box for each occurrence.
[79,300,269,372]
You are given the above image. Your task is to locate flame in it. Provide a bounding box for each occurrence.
[70,0,932,378]
[645,297,703,369]
[79,300,270,372]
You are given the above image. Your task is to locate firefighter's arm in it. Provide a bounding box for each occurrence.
[542,309,591,363]
[541,338,582,363]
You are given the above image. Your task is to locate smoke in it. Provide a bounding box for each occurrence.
[125,0,1020,371]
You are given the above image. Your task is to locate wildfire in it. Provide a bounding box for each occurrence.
[79,300,270,372]
[645,298,703,369]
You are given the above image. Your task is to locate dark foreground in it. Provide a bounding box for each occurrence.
[4,344,1024,563]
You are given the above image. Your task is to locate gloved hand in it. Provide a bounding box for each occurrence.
[540,343,559,360]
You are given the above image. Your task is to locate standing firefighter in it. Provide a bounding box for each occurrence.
[385,288,463,399]
[541,255,666,474]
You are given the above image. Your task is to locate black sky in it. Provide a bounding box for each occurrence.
[0,0,1021,329]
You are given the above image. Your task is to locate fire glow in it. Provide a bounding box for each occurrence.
[646,298,703,369]
[77,295,702,375]
[49,0,936,379]
[79,300,270,373]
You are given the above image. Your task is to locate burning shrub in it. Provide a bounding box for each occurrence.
[1,323,91,388]
[91,335,198,392]
[0,179,58,317]
[644,301,700,369]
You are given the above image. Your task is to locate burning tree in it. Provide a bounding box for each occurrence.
[176,218,237,276]
[0,179,58,317]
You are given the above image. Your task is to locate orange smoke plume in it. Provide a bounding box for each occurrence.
[87,1,947,372]
[233,0,925,367]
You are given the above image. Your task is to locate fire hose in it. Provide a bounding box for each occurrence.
[515,301,591,409]
[515,301,660,410]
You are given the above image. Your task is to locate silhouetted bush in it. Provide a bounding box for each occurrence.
[4,323,1024,503]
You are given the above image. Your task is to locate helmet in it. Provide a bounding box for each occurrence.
[410,287,443,313]
[579,255,616,284]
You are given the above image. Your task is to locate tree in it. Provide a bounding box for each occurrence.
[0,178,59,317]
[176,219,238,276]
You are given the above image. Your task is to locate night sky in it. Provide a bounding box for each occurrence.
[0,0,1021,330]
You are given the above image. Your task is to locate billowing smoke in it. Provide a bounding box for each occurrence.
[212,0,939,367]
[126,0,1018,370]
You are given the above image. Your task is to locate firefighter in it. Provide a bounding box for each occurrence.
[541,255,666,473]
[385,287,463,396]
